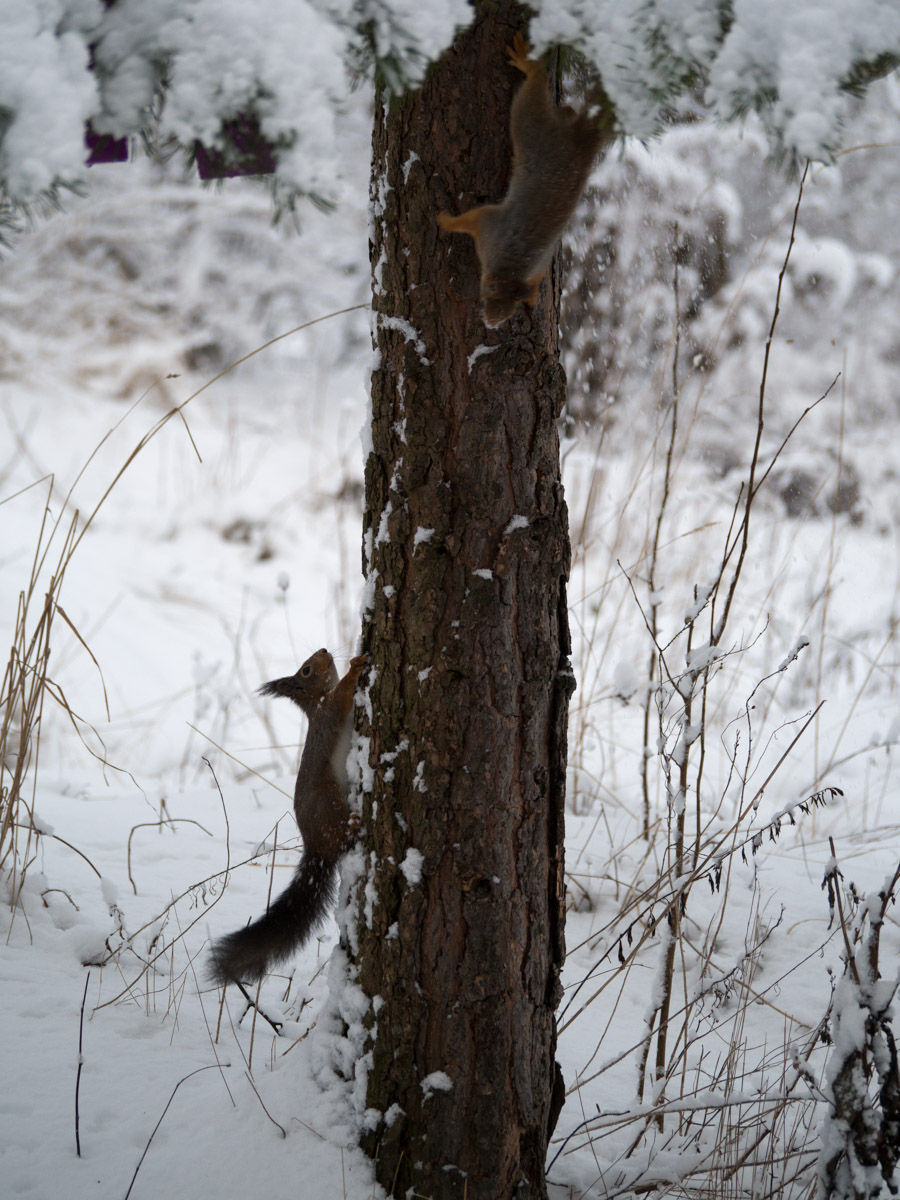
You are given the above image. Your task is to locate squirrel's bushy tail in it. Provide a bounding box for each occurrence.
[208,852,337,986]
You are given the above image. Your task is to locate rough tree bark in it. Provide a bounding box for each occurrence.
[350,6,575,1197]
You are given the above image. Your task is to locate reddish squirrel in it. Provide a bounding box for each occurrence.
[209,649,366,985]
[438,34,609,327]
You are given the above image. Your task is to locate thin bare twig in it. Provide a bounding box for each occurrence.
[75,971,90,1157]
[122,1064,224,1200]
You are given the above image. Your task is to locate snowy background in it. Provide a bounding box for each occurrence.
[2,72,900,1199]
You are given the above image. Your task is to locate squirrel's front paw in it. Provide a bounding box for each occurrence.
[347,654,368,687]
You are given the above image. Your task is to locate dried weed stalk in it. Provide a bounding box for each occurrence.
[556,168,855,1199]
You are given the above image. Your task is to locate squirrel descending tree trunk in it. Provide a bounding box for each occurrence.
[208,649,365,985]
[438,35,609,327]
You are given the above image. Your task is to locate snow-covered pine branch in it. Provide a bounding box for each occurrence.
[1,0,898,206]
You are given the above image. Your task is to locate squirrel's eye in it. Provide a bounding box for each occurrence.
[301,665,311,677]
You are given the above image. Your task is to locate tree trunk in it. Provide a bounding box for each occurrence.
[350,7,574,1197]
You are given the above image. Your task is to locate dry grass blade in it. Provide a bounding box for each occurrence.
[1,303,367,912]
[55,606,111,721]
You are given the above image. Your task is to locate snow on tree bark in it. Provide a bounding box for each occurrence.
[348,7,574,1197]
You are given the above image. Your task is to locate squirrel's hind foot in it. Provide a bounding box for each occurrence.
[507,33,533,76]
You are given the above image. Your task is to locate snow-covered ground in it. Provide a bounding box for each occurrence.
[2,80,900,1199]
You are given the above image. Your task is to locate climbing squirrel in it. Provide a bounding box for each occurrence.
[209,649,366,985]
[438,34,609,327]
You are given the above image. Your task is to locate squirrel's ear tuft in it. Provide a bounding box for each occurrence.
[482,273,537,327]
[482,300,515,327]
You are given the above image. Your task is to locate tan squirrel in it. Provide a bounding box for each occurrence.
[438,34,608,327]
[209,649,366,985]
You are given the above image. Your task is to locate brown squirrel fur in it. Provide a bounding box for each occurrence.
[208,649,366,985]
[438,34,609,328]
